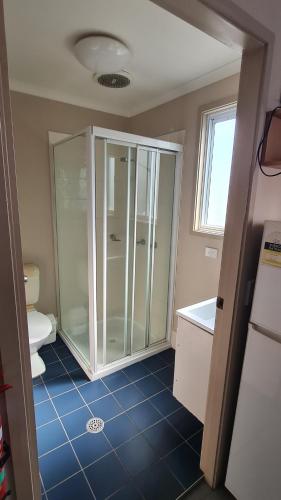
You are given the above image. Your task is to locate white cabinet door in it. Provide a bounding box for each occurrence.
[226,324,281,500]
[173,317,213,423]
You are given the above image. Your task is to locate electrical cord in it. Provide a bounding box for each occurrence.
[257,105,281,177]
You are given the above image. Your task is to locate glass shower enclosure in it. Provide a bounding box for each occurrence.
[52,127,182,379]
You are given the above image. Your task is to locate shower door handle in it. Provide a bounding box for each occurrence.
[136,238,146,245]
[110,234,121,242]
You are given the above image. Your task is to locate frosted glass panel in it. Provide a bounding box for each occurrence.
[133,149,157,352]
[96,139,136,365]
[149,153,175,344]
[54,133,90,363]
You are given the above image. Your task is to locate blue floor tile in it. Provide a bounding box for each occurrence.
[123,363,150,382]
[42,361,66,381]
[168,407,202,440]
[142,354,167,372]
[135,374,165,397]
[45,374,75,398]
[40,343,53,353]
[165,443,202,489]
[47,471,94,500]
[52,389,84,416]
[136,460,183,500]
[155,366,174,388]
[61,406,92,440]
[78,380,109,404]
[114,384,145,410]
[33,383,49,404]
[53,344,72,359]
[89,394,122,422]
[40,349,59,365]
[70,368,90,387]
[33,376,42,386]
[35,400,57,427]
[104,413,138,448]
[62,356,80,372]
[109,483,142,500]
[72,431,112,468]
[187,428,203,455]
[127,400,162,432]
[40,443,80,491]
[85,451,129,500]
[37,419,67,456]
[52,336,65,348]
[144,420,183,457]
[116,434,156,475]
[102,371,130,392]
[159,348,175,365]
[150,389,181,416]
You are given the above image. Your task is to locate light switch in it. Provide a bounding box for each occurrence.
[205,247,218,259]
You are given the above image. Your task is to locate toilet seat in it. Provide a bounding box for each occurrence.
[27,310,52,343]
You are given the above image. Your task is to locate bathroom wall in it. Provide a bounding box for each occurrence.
[129,74,240,328]
[11,91,127,315]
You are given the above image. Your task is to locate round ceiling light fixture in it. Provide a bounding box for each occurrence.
[74,35,131,75]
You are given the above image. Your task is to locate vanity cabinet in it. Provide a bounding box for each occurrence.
[173,314,213,423]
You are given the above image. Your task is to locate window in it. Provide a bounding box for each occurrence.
[194,103,236,235]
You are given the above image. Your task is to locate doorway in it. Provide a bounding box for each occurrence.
[0,0,273,498]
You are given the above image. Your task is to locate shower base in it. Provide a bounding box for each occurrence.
[59,316,170,381]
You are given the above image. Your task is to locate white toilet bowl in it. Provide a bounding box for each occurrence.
[24,264,53,378]
[27,310,52,378]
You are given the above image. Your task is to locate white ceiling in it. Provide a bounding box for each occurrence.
[4,0,241,117]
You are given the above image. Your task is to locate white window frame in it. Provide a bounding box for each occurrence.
[194,102,237,236]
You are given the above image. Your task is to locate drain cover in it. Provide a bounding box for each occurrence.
[86,417,104,434]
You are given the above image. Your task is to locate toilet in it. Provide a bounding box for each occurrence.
[24,264,53,378]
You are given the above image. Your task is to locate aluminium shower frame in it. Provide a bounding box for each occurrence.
[52,126,183,380]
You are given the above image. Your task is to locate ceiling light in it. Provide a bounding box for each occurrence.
[74,35,131,74]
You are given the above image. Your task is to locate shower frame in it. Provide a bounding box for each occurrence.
[51,126,183,380]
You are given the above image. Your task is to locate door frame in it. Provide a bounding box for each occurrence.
[152,0,274,487]
[0,0,274,497]
[0,1,40,498]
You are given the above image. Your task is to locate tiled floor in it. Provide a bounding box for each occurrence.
[33,337,204,500]
[182,481,234,499]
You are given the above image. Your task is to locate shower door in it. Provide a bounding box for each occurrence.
[132,148,157,353]
[94,135,177,368]
[95,139,137,366]
[133,149,176,351]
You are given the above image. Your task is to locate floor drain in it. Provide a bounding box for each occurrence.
[86,417,104,434]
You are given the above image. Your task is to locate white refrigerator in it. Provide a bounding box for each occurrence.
[226,220,281,500]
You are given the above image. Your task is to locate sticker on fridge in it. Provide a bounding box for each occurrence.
[262,232,281,268]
